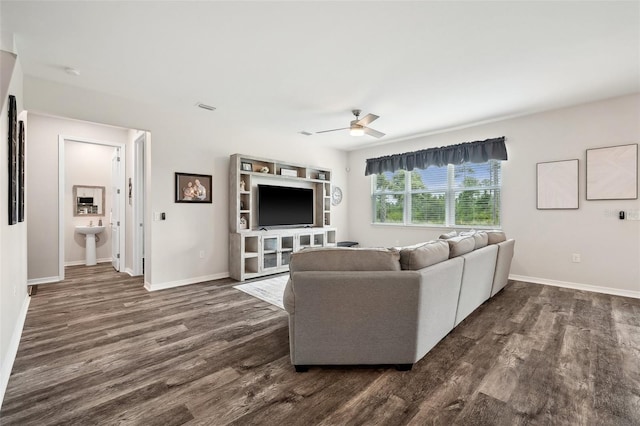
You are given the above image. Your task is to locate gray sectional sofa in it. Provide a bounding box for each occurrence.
[283,231,515,371]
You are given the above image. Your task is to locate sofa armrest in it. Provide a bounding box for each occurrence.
[491,239,515,296]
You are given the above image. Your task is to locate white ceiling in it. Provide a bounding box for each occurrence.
[2,1,639,150]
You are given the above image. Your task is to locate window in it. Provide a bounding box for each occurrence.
[372,160,501,227]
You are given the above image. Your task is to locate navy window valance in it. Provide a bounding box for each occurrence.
[364,137,507,176]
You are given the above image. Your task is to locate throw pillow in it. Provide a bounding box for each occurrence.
[439,230,457,239]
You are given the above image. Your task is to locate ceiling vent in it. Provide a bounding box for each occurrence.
[196,102,216,111]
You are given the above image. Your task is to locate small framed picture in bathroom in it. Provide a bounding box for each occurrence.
[175,172,212,203]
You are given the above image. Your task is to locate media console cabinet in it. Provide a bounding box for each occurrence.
[229,154,337,281]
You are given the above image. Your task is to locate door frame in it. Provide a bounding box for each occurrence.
[132,132,146,276]
[58,135,126,280]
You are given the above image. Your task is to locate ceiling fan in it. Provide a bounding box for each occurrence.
[316,109,385,138]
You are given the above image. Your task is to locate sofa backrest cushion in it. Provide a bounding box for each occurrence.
[439,230,457,239]
[399,240,450,270]
[460,230,489,250]
[289,247,401,273]
[446,236,476,258]
[487,231,507,245]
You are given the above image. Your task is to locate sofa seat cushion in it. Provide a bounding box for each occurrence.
[399,240,449,270]
[446,236,476,258]
[289,247,401,273]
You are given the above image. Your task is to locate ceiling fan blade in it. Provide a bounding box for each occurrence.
[316,127,349,134]
[364,127,385,138]
[356,113,379,126]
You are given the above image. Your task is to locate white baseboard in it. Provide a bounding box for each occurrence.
[0,294,30,406]
[27,276,61,285]
[509,274,640,299]
[124,268,135,277]
[144,272,230,292]
[64,258,112,267]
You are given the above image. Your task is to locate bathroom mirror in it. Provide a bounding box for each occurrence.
[73,185,105,216]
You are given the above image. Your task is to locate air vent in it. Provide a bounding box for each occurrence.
[299,131,312,136]
[196,102,216,111]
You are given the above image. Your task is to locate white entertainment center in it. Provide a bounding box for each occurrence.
[229,154,337,281]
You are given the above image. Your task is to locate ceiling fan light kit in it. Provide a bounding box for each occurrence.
[317,109,385,139]
[350,125,365,137]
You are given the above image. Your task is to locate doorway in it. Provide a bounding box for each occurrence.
[58,135,126,280]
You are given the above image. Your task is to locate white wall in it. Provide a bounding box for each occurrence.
[0,52,28,406]
[64,141,114,265]
[24,76,348,289]
[348,94,640,296]
[26,114,129,281]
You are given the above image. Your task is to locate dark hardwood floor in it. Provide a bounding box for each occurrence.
[1,264,639,425]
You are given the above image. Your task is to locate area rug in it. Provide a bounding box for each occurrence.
[233,274,288,310]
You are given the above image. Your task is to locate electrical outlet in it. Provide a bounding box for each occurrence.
[572,253,581,263]
[199,250,205,259]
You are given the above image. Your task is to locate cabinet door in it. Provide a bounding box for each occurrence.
[262,236,279,271]
[280,235,294,267]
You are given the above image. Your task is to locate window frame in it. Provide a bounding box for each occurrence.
[371,160,502,229]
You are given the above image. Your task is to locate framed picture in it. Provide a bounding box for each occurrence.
[241,162,252,172]
[18,120,25,222]
[536,159,579,209]
[318,172,326,180]
[586,144,638,200]
[7,95,17,225]
[175,172,212,203]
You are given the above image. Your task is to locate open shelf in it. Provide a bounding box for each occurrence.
[230,153,336,281]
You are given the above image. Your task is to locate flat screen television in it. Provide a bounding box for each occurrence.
[258,184,314,228]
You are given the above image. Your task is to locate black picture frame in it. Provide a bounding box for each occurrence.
[7,95,17,225]
[175,172,212,203]
[241,161,252,172]
[18,120,25,222]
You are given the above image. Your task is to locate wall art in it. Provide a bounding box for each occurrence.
[7,95,17,225]
[536,159,579,209]
[175,172,212,203]
[586,144,638,200]
[18,120,25,221]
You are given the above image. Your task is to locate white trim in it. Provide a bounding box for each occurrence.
[59,135,126,277]
[133,133,146,277]
[27,276,61,285]
[124,267,135,277]
[509,274,640,299]
[58,136,65,280]
[0,294,30,405]
[144,272,230,292]
[64,258,112,267]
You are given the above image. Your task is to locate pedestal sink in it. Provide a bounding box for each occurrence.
[75,226,105,266]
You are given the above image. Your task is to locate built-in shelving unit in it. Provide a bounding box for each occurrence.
[229,154,337,281]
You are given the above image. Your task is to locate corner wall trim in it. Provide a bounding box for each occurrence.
[509,274,640,299]
[144,272,230,292]
[0,294,30,406]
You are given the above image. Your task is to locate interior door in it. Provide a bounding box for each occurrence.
[111,148,120,271]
